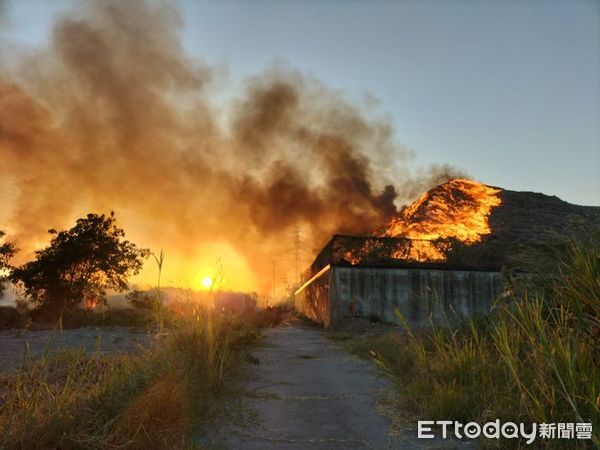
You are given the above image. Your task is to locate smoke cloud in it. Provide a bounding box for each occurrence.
[0,0,462,292]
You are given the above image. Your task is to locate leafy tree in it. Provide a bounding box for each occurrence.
[12,213,149,312]
[0,231,17,298]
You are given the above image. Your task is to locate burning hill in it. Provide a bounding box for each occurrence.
[382,179,502,243]
[377,179,502,262]
[309,179,599,274]
[378,178,600,270]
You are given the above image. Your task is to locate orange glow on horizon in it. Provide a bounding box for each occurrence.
[129,240,258,293]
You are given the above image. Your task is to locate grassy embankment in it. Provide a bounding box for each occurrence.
[0,303,271,449]
[332,245,599,448]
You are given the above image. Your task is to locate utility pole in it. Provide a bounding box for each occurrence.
[282,272,289,299]
[293,225,302,285]
[271,258,276,306]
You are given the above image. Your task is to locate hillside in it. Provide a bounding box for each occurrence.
[485,187,600,269]
[382,179,600,271]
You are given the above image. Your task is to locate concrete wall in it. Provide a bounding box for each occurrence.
[330,266,502,325]
[294,266,331,327]
[296,265,503,327]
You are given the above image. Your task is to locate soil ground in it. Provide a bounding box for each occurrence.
[0,327,150,372]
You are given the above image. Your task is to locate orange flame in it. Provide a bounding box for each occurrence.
[394,240,448,262]
[383,179,501,243]
[83,298,99,310]
[378,179,502,262]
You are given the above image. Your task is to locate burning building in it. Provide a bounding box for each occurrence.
[295,177,600,327]
[294,235,503,327]
[295,179,505,327]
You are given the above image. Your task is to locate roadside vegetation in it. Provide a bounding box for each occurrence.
[333,242,599,448]
[1,212,154,330]
[0,230,17,299]
[0,308,261,449]
[11,212,149,318]
[0,212,289,448]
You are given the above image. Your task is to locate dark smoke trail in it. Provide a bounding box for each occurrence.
[0,0,462,291]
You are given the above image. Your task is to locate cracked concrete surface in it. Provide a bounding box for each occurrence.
[216,323,472,449]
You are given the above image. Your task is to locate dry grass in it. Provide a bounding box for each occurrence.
[0,309,260,449]
[336,244,600,448]
[110,376,190,449]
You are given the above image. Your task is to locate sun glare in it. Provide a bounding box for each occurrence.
[201,276,213,289]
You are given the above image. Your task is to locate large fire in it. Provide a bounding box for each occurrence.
[332,179,502,265]
[339,179,502,265]
[383,179,502,243]
[381,179,502,262]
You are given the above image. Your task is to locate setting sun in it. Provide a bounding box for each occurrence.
[201,276,213,289]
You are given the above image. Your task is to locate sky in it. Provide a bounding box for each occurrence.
[2,0,599,205]
[186,0,600,206]
[0,0,599,297]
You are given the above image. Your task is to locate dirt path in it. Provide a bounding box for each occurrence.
[215,323,470,449]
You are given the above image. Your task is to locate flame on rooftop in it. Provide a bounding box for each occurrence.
[335,179,503,264]
[305,179,504,276]
[382,179,502,244]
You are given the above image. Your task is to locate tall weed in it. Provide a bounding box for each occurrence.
[350,244,599,448]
